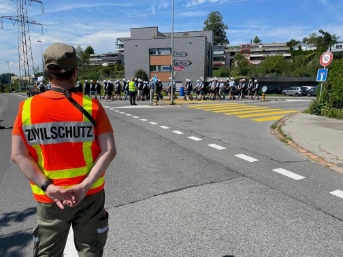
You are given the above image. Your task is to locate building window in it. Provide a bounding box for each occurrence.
[150,65,171,72]
[149,48,171,55]
[336,45,342,49]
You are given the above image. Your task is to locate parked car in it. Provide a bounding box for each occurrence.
[302,86,316,90]
[281,86,307,96]
[306,87,318,97]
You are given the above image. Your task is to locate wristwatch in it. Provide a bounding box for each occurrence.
[41,179,53,192]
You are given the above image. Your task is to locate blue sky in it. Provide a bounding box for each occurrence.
[0,0,342,75]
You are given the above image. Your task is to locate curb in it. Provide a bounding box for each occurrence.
[271,113,343,173]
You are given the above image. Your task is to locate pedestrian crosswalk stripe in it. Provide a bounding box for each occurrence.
[224,109,282,115]
[253,116,286,122]
[187,103,299,122]
[238,110,298,118]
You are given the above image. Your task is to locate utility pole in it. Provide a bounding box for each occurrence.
[170,0,175,105]
[1,0,44,86]
[37,40,43,78]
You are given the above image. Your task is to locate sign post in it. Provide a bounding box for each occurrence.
[173,51,187,57]
[318,52,333,100]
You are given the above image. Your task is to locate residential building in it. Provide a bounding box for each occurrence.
[292,43,317,51]
[116,26,213,84]
[330,41,343,52]
[213,45,226,67]
[88,52,124,66]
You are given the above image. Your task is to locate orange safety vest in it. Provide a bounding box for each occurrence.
[19,93,104,203]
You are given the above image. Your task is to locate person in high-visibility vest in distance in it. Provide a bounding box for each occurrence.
[129,77,137,105]
[11,43,117,257]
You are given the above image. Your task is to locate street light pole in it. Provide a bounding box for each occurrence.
[170,0,175,105]
[6,61,11,93]
[37,40,43,79]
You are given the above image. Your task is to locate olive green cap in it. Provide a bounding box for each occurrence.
[44,43,79,74]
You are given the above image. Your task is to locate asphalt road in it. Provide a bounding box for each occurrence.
[1,94,343,257]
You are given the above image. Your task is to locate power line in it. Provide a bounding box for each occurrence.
[1,0,44,78]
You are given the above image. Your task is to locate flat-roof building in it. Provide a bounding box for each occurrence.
[116,26,213,83]
[88,52,124,66]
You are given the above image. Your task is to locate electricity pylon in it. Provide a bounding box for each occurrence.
[1,0,44,79]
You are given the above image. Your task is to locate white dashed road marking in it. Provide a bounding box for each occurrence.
[149,122,158,125]
[132,116,139,118]
[273,168,305,180]
[188,136,202,141]
[140,119,147,121]
[119,112,125,114]
[160,126,169,129]
[172,131,184,135]
[330,190,343,199]
[235,154,258,162]
[208,144,226,150]
[125,114,132,116]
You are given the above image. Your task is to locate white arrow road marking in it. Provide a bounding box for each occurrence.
[160,126,169,129]
[208,144,226,150]
[330,190,343,199]
[188,136,202,141]
[172,131,184,134]
[149,122,158,125]
[235,154,258,162]
[273,168,305,180]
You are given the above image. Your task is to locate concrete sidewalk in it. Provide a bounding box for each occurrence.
[282,113,343,171]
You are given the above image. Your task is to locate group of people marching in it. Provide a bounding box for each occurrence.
[188,77,260,101]
[75,78,165,102]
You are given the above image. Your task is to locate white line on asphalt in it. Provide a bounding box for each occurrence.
[149,122,158,125]
[103,106,110,108]
[172,131,184,134]
[132,116,140,118]
[188,136,202,141]
[208,144,226,150]
[109,108,115,110]
[140,119,147,121]
[115,110,120,112]
[330,190,343,199]
[235,154,258,162]
[119,112,125,114]
[272,168,305,180]
[64,229,78,256]
[160,126,169,129]
[125,114,132,116]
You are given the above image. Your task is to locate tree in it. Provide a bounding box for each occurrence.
[286,39,300,49]
[231,53,249,76]
[134,69,149,81]
[317,29,339,52]
[76,45,90,73]
[85,46,95,56]
[302,32,318,45]
[203,11,229,45]
[253,36,261,44]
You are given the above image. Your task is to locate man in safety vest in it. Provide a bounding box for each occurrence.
[11,43,117,257]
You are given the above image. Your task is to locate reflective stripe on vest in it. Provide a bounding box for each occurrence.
[21,95,104,203]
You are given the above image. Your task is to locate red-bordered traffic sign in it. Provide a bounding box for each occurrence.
[174,66,185,71]
[320,51,333,67]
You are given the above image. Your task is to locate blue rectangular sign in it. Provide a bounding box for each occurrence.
[316,69,328,82]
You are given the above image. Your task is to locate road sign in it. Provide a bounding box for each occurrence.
[173,60,192,66]
[174,66,185,71]
[320,51,333,67]
[173,51,187,57]
[316,68,328,82]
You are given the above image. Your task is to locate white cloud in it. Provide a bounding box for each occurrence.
[185,0,222,8]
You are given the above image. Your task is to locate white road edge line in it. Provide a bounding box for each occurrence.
[235,154,258,162]
[273,168,305,180]
[208,144,226,150]
[160,126,169,129]
[172,131,184,135]
[330,190,343,199]
[149,122,158,125]
[188,136,202,141]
